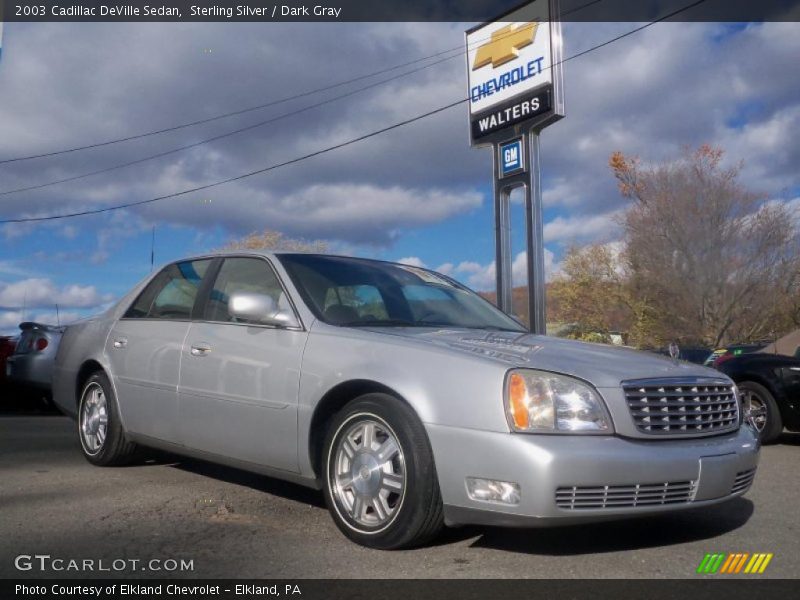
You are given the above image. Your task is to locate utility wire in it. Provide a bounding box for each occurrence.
[0,52,461,197]
[0,0,708,225]
[0,1,607,197]
[0,100,467,224]
[0,51,457,165]
[0,0,604,165]
[0,1,646,198]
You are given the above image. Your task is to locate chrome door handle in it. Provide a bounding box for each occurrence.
[190,343,211,357]
[113,338,128,349]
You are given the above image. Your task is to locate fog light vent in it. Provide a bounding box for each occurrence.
[466,477,520,505]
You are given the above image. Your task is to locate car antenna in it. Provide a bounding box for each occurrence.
[150,225,156,272]
[56,304,60,327]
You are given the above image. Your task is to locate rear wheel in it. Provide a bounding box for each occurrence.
[739,380,783,443]
[78,371,140,465]
[322,393,443,549]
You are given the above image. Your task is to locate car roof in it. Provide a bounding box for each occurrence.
[163,251,431,271]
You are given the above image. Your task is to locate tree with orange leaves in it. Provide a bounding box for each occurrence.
[609,145,799,347]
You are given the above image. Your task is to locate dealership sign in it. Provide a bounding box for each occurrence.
[466,0,564,145]
[465,1,565,335]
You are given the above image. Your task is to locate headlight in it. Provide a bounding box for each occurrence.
[504,369,612,433]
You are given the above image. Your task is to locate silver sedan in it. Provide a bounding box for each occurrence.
[53,252,760,549]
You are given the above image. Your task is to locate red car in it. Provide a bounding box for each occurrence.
[0,335,18,385]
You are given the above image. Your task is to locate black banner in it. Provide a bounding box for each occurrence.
[1,0,800,22]
[471,87,552,141]
[3,579,798,600]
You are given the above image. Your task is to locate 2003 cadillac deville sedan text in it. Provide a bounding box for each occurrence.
[53,252,760,548]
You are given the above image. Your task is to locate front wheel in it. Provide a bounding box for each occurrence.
[78,371,141,466]
[322,393,444,549]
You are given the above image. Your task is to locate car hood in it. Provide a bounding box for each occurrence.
[362,327,726,388]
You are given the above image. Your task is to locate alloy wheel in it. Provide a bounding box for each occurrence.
[80,383,109,454]
[742,389,767,433]
[330,416,406,531]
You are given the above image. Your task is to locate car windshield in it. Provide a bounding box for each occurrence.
[278,254,525,332]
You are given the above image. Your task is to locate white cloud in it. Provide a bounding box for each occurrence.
[0,278,113,309]
[0,261,31,277]
[397,256,426,268]
[543,210,622,245]
[451,249,560,291]
[144,182,484,246]
[0,308,85,334]
[434,262,454,276]
[0,20,798,284]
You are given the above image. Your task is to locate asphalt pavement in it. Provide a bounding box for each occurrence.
[1,410,798,579]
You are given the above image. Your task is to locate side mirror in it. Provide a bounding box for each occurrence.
[228,292,300,328]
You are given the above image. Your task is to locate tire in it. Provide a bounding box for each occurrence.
[77,371,141,466]
[739,380,783,444]
[322,393,444,549]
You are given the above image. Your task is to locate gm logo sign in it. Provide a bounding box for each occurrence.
[499,138,525,177]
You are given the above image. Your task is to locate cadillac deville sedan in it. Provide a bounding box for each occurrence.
[53,252,760,549]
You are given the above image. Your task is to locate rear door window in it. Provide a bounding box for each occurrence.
[124,259,211,320]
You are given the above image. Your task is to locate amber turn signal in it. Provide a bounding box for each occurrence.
[508,372,530,429]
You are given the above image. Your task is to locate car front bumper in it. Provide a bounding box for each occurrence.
[426,423,760,527]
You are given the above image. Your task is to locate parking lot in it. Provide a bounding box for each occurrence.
[0,407,798,579]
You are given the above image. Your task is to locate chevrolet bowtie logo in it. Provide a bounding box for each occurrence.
[472,22,539,70]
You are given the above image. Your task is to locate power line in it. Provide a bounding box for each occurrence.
[0,2,608,198]
[0,0,604,166]
[0,1,666,199]
[0,100,468,224]
[0,0,708,225]
[0,52,461,197]
[0,51,457,166]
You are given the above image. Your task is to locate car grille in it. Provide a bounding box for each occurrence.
[622,378,739,436]
[731,468,756,494]
[555,480,697,510]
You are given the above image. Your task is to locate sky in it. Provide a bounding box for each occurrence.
[0,19,799,334]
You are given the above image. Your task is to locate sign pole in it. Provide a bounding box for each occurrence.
[493,147,513,314]
[525,131,546,334]
[466,0,564,333]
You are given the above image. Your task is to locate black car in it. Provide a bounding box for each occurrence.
[716,352,800,443]
[704,343,766,367]
[676,346,713,365]
[649,346,712,365]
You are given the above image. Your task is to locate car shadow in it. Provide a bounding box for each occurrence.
[776,431,800,446]
[462,498,754,555]
[0,385,61,415]
[168,456,327,508]
[161,454,754,554]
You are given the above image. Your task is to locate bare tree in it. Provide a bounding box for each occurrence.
[218,229,329,253]
[611,145,800,347]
